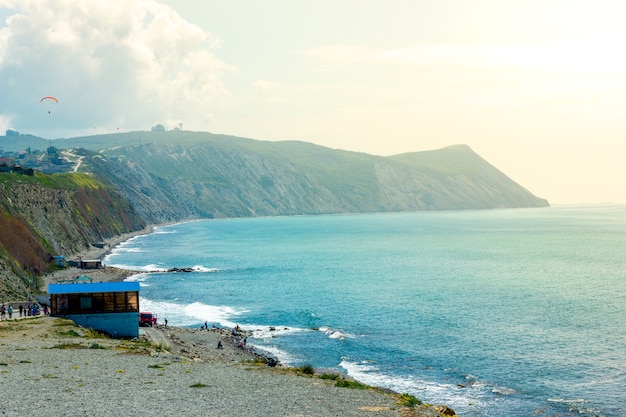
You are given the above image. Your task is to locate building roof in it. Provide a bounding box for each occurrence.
[48,281,140,295]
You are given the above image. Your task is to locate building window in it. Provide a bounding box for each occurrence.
[80,296,92,309]
[51,291,139,315]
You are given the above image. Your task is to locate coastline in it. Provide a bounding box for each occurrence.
[1,316,424,417]
[42,225,157,290]
[29,226,457,417]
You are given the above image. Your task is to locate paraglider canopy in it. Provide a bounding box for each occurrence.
[40,96,58,114]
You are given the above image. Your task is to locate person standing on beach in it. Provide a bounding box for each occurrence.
[7,305,12,319]
[19,305,23,317]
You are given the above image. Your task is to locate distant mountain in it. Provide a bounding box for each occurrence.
[5,130,547,223]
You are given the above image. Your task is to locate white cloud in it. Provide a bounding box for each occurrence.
[0,0,232,137]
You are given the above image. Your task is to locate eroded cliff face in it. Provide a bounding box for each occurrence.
[85,140,548,224]
[0,174,145,300]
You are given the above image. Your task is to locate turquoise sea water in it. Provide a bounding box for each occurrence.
[104,206,626,416]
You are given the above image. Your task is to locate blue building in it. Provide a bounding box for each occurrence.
[48,281,141,338]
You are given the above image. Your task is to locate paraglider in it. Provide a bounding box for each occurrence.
[40,96,58,113]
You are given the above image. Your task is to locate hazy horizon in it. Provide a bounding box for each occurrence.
[1,0,625,204]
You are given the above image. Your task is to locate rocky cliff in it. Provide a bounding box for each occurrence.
[0,173,145,300]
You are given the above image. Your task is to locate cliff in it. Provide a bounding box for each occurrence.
[0,173,145,300]
[0,130,548,300]
[56,131,547,223]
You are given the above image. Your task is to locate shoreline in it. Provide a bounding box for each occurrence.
[42,225,158,290]
[32,226,458,417]
[2,316,444,417]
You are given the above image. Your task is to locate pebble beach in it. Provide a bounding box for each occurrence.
[0,229,455,417]
[0,316,414,417]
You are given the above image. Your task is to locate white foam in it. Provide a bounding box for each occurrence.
[123,273,150,282]
[547,398,587,403]
[339,360,482,410]
[183,301,249,328]
[251,344,297,365]
[138,298,248,328]
[319,326,356,340]
[141,264,168,272]
[251,325,308,339]
[492,386,516,395]
[152,228,176,234]
[191,265,220,273]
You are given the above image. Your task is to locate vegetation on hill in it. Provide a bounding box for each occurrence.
[0,172,145,300]
[40,131,547,223]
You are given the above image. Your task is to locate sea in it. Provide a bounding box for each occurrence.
[104,205,626,417]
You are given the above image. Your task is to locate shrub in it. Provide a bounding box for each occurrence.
[298,364,315,375]
[335,379,367,389]
[84,328,109,339]
[56,329,81,337]
[398,393,422,407]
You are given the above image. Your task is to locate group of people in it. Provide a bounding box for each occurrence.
[0,303,43,320]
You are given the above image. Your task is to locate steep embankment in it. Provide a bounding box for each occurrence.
[0,173,145,300]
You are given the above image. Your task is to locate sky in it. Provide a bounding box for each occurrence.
[1,0,625,204]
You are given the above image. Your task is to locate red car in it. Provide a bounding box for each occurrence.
[139,312,157,327]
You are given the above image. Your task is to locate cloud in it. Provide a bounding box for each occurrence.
[0,0,232,138]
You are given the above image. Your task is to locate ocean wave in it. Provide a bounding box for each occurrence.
[547,398,587,403]
[492,386,516,395]
[152,228,176,234]
[141,264,168,272]
[138,298,248,328]
[339,360,482,410]
[124,273,151,282]
[191,265,220,273]
[251,344,297,365]
[102,262,168,272]
[251,325,308,340]
[319,326,356,340]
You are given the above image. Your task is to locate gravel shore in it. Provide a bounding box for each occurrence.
[42,226,155,290]
[9,229,454,417]
[0,316,455,417]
